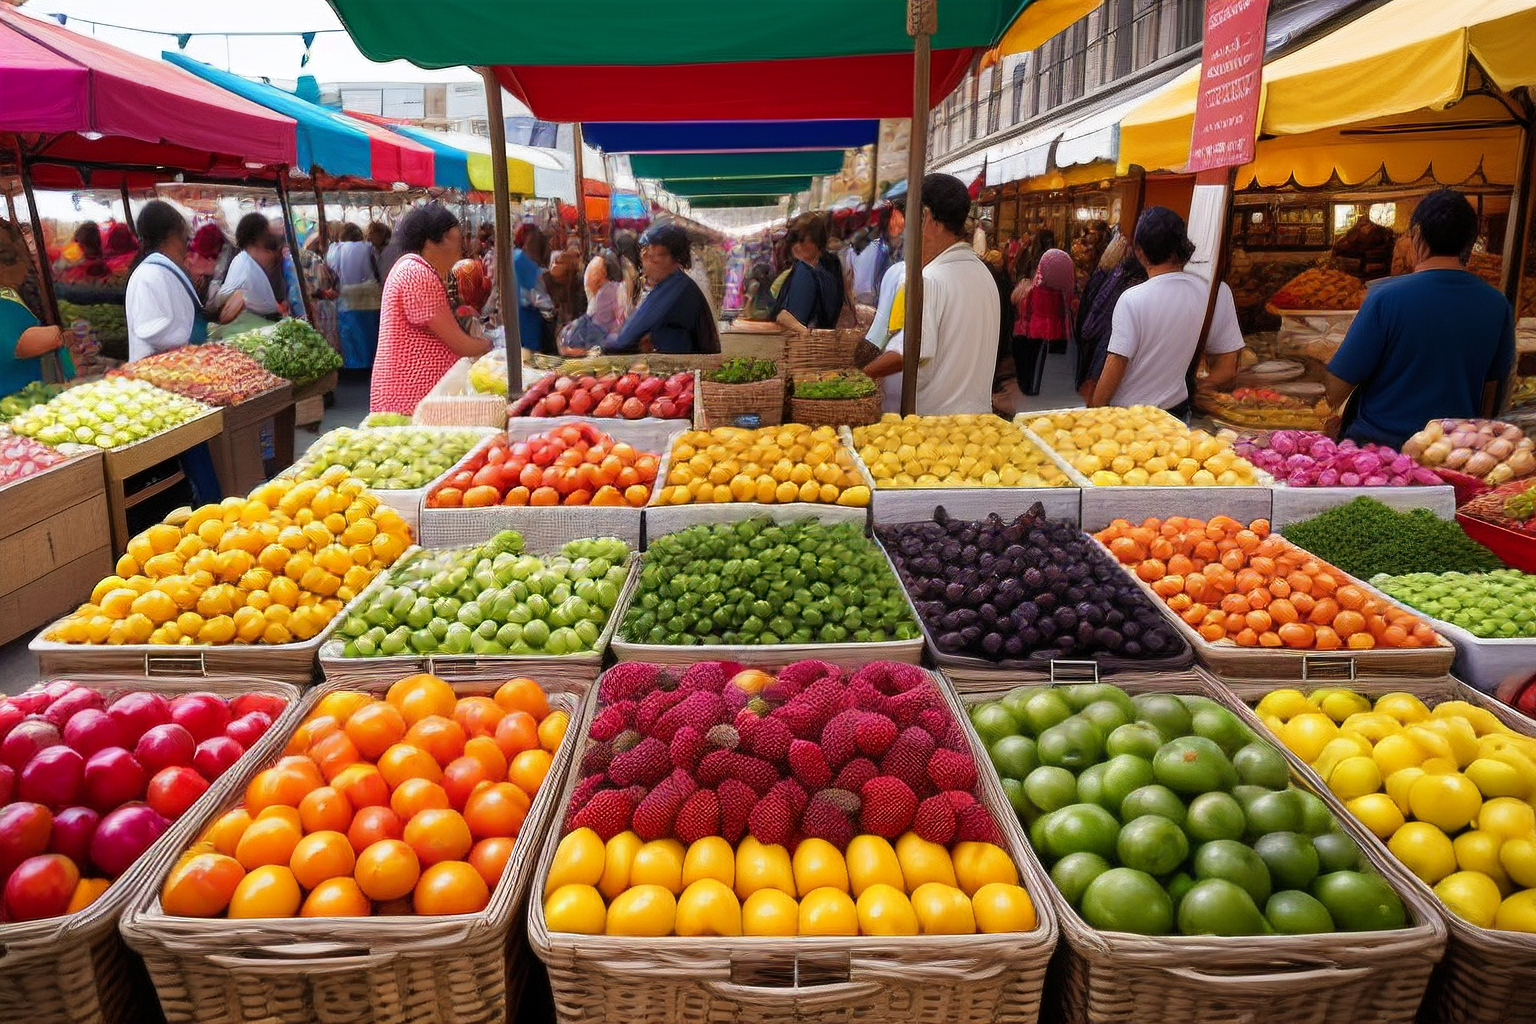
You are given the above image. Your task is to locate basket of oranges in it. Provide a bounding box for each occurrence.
[31,469,414,684]
[119,671,580,1024]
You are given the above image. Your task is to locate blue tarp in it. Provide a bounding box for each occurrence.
[582,120,879,154]
[390,125,471,192]
[610,192,648,219]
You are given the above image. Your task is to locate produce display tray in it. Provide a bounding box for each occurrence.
[950,669,1445,1024]
[100,405,224,482]
[1093,536,1457,682]
[527,665,1058,1024]
[1269,484,1456,530]
[503,415,692,458]
[120,673,581,1024]
[0,673,302,1024]
[318,548,638,694]
[1457,512,1536,573]
[644,499,870,540]
[413,357,508,428]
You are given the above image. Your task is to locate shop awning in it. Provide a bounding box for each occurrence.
[389,126,539,195]
[1,8,295,186]
[163,51,434,187]
[1119,0,1536,174]
[995,0,1105,58]
[664,176,812,198]
[583,121,878,155]
[629,151,848,180]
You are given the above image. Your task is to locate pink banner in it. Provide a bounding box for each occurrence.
[1188,0,1270,173]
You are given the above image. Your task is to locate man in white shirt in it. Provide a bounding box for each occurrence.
[863,174,999,415]
[218,213,285,317]
[1094,206,1243,415]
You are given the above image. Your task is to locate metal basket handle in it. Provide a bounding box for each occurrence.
[144,651,208,678]
[1301,655,1357,681]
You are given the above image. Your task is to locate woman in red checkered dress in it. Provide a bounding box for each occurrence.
[369,203,491,414]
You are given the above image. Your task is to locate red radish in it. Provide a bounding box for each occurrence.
[62,710,126,758]
[146,767,209,819]
[4,854,79,921]
[89,804,169,878]
[590,383,609,401]
[48,806,99,868]
[168,694,231,743]
[134,724,196,773]
[42,681,77,702]
[0,802,52,876]
[43,688,104,729]
[225,712,271,749]
[192,737,244,780]
[620,397,646,419]
[83,748,147,811]
[553,376,575,394]
[19,746,85,807]
[107,692,170,742]
[1,720,61,771]
[10,691,50,716]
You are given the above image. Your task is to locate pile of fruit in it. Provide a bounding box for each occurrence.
[425,423,660,509]
[0,381,64,421]
[654,426,870,507]
[880,508,1182,663]
[851,414,1069,489]
[510,370,694,421]
[9,378,209,450]
[1233,431,1442,488]
[335,533,628,658]
[0,435,66,486]
[468,349,511,396]
[160,674,565,919]
[224,320,342,385]
[114,345,286,406]
[1403,419,1536,486]
[622,519,917,647]
[1256,687,1536,931]
[1372,571,1536,639]
[792,371,877,400]
[1460,479,1536,536]
[542,660,1037,937]
[1283,498,1502,578]
[1096,515,1440,651]
[1267,268,1367,311]
[1026,407,1261,487]
[361,412,413,428]
[0,681,283,921]
[293,427,488,492]
[46,467,411,646]
[972,682,1407,936]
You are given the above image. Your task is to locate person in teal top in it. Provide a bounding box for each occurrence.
[0,219,72,394]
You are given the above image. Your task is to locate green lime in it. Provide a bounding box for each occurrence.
[1063,683,1133,713]
[1186,792,1247,843]
[1178,878,1268,936]
[1167,871,1196,908]
[1296,790,1336,836]
[1042,803,1121,861]
[989,735,1039,780]
[1081,699,1132,738]
[1153,736,1238,794]
[1134,693,1193,742]
[1002,686,1044,724]
[1023,691,1074,735]
[972,702,1021,746]
[1244,790,1305,840]
[1312,832,1361,873]
[1265,890,1335,934]
[1100,755,1156,813]
[1030,810,1053,853]
[1117,815,1191,876]
[1194,839,1272,905]
[1075,763,1111,811]
[1080,868,1174,935]
[1192,705,1252,756]
[1253,832,1320,891]
[1038,717,1104,771]
[1311,871,1406,931]
[1051,851,1111,907]
[1106,722,1164,760]
[1001,777,1036,821]
[1233,742,1290,790]
[1024,766,1078,815]
[1121,785,1187,827]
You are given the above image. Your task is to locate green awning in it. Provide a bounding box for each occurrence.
[630,151,847,181]
[664,176,811,197]
[325,0,1030,67]
[688,196,788,209]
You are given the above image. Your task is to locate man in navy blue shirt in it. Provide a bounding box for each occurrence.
[1326,189,1515,449]
[605,225,720,355]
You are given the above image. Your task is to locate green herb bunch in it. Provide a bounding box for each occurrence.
[793,370,877,400]
[1284,497,1503,578]
[225,318,342,384]
[707,358,777,384]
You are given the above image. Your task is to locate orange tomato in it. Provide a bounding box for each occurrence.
[402,808,474,866]
[206,808,253,858]
[1258,630,1283,648]
[502,486,531,506]
[354,839,421,901]
[463,486,500,508]
[1335,584,1366,610]
[413,861,490,916]
[509,749,553,795]
[347,806,404,854]
[386,674,458,726]
[453,697,506,739]
[257,805,302,827]
[1136,559,1166,583]
[1278,622,1315,648]
[391,777,452,820]
[1244,610,1272,633]
[441,756,492,810]
[246,766,318,813]
[289,831,356,890]
[1309,597,1340,625]
[1348,631,1376,650]
[1268,599,1299,625]
[1198,623,1225,643]
[235,817,302,870]
[378,744,443,789]
[333,763,390,809]
[298,787,353,834]
[404,716,468,766]
[310,731,361,782]
[493,678,549,719]
[434,487,464,508]
[227,865,302,919]
[345,701,407,760]
[162,853,246,917]
[530,486,559,506]
[285,714,340,756]
[538,711,568,752]
[468,837,516,888]
[463,782,530,840]
[300,877,373,917]
[1333,610,1366,637]
[462,736,509,780]
[1234,627,1259,647]
[1314,625,1343,650]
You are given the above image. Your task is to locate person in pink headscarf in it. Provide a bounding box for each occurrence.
[1011,247,1076,396]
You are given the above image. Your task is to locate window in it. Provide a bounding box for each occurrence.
[1011,60,1029,124]
[967,71,982,141]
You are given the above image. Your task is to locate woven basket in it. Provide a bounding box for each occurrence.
[788,393,883,429]
[952,669,1447,1024]
[1221,672,1536,1024]
[698,377,785,428]
[1,673,303,1024]
[781,330,861,380]
[120,671,583,1024]
[526,665,1059,1024]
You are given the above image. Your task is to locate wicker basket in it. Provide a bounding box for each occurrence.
[952,669,1447,1024]
[1220,672,1536,1024]
[120,671,583,1024]
[1,673,303,1024]
[788,393,883,429]
[781,330,861,380]
[698,376,785,428]
[526,665,1059,1024]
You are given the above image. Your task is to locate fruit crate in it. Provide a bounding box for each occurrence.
[318,546,639,692]
[416,422,685,551]
[525,663,1060,1024]
[1219,673,1536,1024]
[119,671,582,1024]
[1094,537,1457,682]
[0,673,302,1024]
[413,358,508,429]
[206,381,296,498]
[953,669,1447,1024]
[611,508,921,671]
[1269,484,1457,531]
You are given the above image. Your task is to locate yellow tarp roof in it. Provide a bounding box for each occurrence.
[1119,0,1536,174]
[995,0,1103,59]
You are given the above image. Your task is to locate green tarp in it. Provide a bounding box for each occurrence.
[629,151,847,181]
[663,176,812,197]
[687,196,789,209]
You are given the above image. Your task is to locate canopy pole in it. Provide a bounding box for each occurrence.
[900,0,934,417]
[1502,112,1535,314]
[16,154,62,328]
[868,140,880,208]
[275,171,317,325]
[119,183,133,228]
[480,66,522,397]
[573,122,591,261]
[314,188,331,255]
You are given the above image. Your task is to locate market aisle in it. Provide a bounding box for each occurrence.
[993,347,1083,418]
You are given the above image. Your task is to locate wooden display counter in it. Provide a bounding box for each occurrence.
[102,408,224,554]
[207,382,295,497]
[0,450,114,646]
[293,371,337,432]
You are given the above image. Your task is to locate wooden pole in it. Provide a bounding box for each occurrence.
[314,187,331,255]
[275,172,317,325]
[1501,115,1535,313]
[900,0,935,416]
[867,140,880,208]
[119,183,133,228]
[480,66,522,396]
[573,122,591,262]
[17,156,61,327]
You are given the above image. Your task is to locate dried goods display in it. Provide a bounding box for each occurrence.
[1283,498,1502,578]
[1227,251,1327,332]
[1234,431,1443,488]
[426,423,660,509]
[1026,407,1261,487]
[971,683,1406,935]
[510,367,694,420]
[0,434,66,486]
[1267,268,1367,312]
[9,378,209,449]
[851,414,1069,488]
[223,319,342,385]
[114,344,286,405]
[293,427,488,491]
[160,674,564,918]
[655,426,870,506]
[0,681,284,921]
[543,660,1038,937]
[1198,389,1329,432]
[1403,419,1536,486]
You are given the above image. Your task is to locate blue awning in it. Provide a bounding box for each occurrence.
[388,126,471,192]
[582,120,879,154]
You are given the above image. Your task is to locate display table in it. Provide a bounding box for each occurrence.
[0,449,114,645]
[102,408,224,554]
[207,382,295,497]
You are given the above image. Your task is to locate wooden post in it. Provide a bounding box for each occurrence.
[119,183,133,228]
[573,122,591,262]
[16,156,61,328]
[900,0,935,416]
[1501,116,1535,312]
[480,67,522,397]
[867,140,880,208]
[275,172,318,325]
[314,187,331,255]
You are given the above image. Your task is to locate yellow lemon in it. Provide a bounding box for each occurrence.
[1388,822,1457,885]
[1434,871,1502,928]
[1499,836,1536,888]
[895,832,957,891]
[972,882,1037,933]
[741,888,799,936]
[1327,756,1383,802]
[1319,690,1371,723]
[1374,692,1431,725]
[630,839,686,894]
[545,828,605,896]
[543,884,606,934]
[735,836,795,901]
[1478,797,1536,840]
[791,838,849,897]
[1340,711,1401,745]
[1465,758,1533,799]
[1282,714,1339,764]
[598,831,643,901]
[846,835,904,897]
[1347,793,1405,840]
[1454,830,1512,889]
[1409,773,1482,833]
[855,883,919,936]
[1372,733,1425,778]
[910,882,976,934]
[1495,889,1536,932]
[674,878,742,936]
[798,886,858,936]
[682,836,735,890]
[604,884,677,936]
[951,842,1019,896]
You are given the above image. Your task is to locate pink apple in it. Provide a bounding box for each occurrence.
[1,719,61,771]
[19,746,85,807]
[134,724,195,773]
[224,712,271,749]
[106,692,170,744]
[168,694,231,744]
[42,687,104,730]
[62,709,126,758]
[192,737,244,781]
[0,802,52,877]
[48,806,99,869]
[4,854,78,922]
[82,748,147,812]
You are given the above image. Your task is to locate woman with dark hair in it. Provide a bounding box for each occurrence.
[605,224,718,354]
[610,229,644,312]
[329,221,382,368]
[125,200,242,361]
[1091,206,1242,416]
[0,219,71,394]
[772,213,840,333]
[1010,248,1075,396]
[218,212,285,317]
[511,222,549,351]
[370,203,491,414]
[558,252,627,354]
[1074,235,1145,404]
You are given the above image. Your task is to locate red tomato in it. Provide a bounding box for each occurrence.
[463,485,501,508]
[449,470,474,490]
[485,446,507,466]
[147,765,211,819]
[518,463,542,490]
[530,442,554,467]
[471,465,502,489]
[510,442,530,459]
[502,486,531,506]
[4,854,78,921]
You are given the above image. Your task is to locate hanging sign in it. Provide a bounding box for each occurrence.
[1187,0,1270,173]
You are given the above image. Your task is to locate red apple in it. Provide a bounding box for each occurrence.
[134,724,196,773]
[168,694,231,744]
[83,748,147,811]
[620,397,646,419]
[0,702,27,742]
[42,687,104,730]
[192,737,245,780]
[615,373,639,397]
[650,399,677,419]
[568,390,594,415]
[636,376,664,402]
[4,854,79,921]
[595,394,624,418]
[107,692,171,743]
[1,719,61,771]
[42,681,77,702]
[62,709,126,758]
[48,806,99,869]
[9,690,50,716]
[0,802,52,877]
[224,713,271,749]
[89,804,169,878]
[146,767,209,820]
[544,393,567,416]
[19,746,85,807]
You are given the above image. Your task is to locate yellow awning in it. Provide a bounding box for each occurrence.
[466,153,535,195]
[996,0,1103,58]
[1119,0,1536,174]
